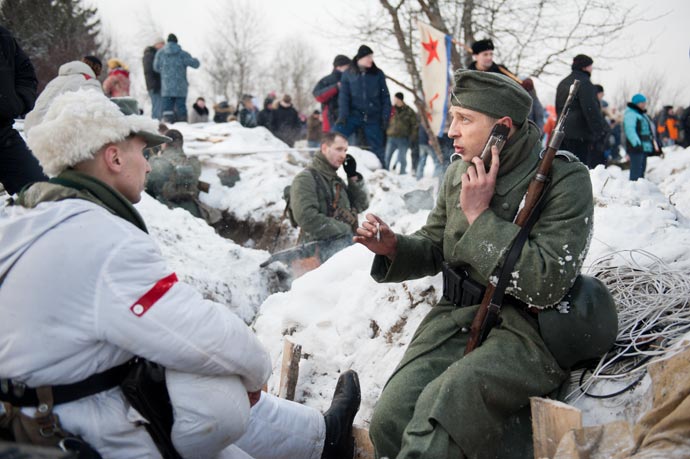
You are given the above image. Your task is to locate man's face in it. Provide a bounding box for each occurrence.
[393,97,404,107]
[358,54,374,69]
[474,50,494,71]
[113,136,151,203]
[322,136,348,169]
[637,101,648,111]
[197,99,206,108]
[448,107,498,162]
[242,99,253,109]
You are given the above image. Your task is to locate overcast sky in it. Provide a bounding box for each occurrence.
[90,0,690,111]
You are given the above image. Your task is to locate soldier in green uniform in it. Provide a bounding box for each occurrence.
[289,131,369,261]
[146,129,220,223]
[354,70,595,458]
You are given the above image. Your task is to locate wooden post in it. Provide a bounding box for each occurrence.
[278,339,302,401]
[530,397,583,459]
[353,427,375,459]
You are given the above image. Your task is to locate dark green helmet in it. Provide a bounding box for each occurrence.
[538,275,618,369]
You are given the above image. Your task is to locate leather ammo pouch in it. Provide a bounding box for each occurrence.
[0,387,71,447]
[333,206,359,233]
[442,262,486,307]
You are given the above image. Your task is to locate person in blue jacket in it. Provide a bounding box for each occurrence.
[623,93,661,181]
[153,34,200,123]
[335,45,391,166]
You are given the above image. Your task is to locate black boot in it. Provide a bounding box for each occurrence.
[321,370,361,459]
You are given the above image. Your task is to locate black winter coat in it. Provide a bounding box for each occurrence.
[257,108,272,128]
[142,46,161,92]
[338,63,391,126]
[270,104,301,147]
[313,69,342,131]
[0,26,37,128]
[555,69,607,142]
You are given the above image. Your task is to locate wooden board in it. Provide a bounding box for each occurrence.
[278,339,302,400]
[353,427,375,459]
[530,397,583,459]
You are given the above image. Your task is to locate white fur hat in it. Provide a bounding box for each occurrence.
[27,89,168,177]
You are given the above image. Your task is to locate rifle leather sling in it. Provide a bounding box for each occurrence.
[490,182,550,309]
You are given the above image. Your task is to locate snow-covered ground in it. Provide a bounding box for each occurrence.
[7,119,690,434]
[151,122,690,431]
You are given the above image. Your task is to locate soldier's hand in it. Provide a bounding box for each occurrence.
[354,213,397,260]
[460,145,500,225]
[247,390,261,407]
[343,154,358,177]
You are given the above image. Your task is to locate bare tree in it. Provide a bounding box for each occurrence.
[614,71,675,116]
[204,0,265,102]
[269,36,322,114]
[337,0,644,160]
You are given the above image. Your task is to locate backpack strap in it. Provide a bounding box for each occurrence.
[308,168,336,217]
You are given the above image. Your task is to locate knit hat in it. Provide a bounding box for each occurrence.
[631,93,647,105]
[451,70,532,125]
[471,39,494,55]
[167,33,178,43]
[27,90,170,177]
[107,58,128,71]
[333,54,351,67]
[571,54,593,71]
[394,92,404,101]
[355,45,374,61]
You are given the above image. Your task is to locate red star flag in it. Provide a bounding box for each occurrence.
[418,22,452,137]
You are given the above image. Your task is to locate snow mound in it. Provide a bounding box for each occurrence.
[135,194,287,323]
[255,243,440,426]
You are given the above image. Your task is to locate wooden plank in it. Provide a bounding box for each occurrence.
[353,427,375,459]
[278,339,302,400]
[530,397,583,459]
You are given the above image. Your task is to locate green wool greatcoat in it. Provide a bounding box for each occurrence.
[290,152,369,243]
[368,121,594,459]
[386,103,418,140]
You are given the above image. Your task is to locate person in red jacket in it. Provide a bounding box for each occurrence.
[103,58,131,98]
[313,54,351,132]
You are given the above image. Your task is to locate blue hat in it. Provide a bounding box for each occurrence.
[631,93,647,104]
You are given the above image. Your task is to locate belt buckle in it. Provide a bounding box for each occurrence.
[12,380,26,398]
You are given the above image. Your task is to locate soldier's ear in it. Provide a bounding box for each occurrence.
[496,116,513,130]
[103,144,123,172]
[496,116,515,136]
